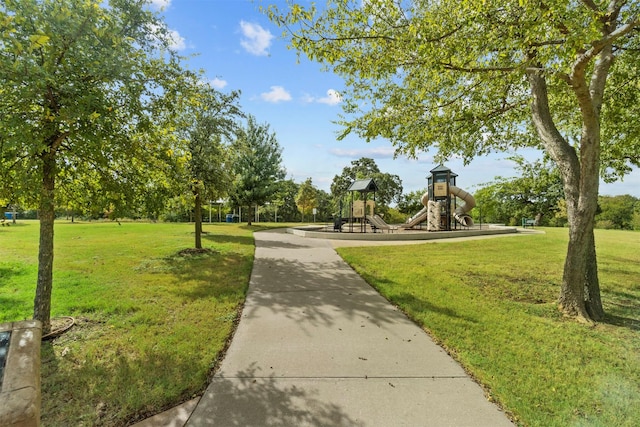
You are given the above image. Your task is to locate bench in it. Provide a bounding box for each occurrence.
[522,218,535,228]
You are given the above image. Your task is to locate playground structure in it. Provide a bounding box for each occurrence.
[401,165,476,231]
[334,165,476,233]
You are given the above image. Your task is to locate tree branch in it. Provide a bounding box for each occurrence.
[441,62,518,73]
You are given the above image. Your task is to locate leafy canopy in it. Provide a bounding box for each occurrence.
[0,0,191,207]
[269,0,640,177]
[230,116,286,212]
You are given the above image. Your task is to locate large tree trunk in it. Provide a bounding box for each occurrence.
[559,205,601,322]
[34,151,56,333]
[527,64,604,323]
[194,187,202,249]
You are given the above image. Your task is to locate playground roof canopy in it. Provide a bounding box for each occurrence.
[429,164,458,177]
[348,178,378,193]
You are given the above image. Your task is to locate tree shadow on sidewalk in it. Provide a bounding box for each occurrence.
[188,364,364,427]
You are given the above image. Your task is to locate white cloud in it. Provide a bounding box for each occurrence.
[146,23,186,51]
[210,77,228,89]
[261,86,292,103]
[317,89,342,105]
[330,147,396,159]
[303,89,342,105]
[166,28,186,51]
[149,0,171,10]
[239,21,274,56]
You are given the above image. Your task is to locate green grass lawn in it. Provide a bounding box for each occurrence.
[0,220,282,426]
[2,223,638,426]
[337,228,640,427]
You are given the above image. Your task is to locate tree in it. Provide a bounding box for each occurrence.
[397,189,427,216]
[269,1,640,322]
[330,157,403,216]
[180,84,242,248]
[229,116,286,225]
[475,156,564,225]
[314,188,333,222]
[595,194,638,230]
[0,0,191,331]
[296,177,318,221]
[269,178,300,222]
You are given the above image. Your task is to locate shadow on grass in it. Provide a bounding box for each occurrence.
[602,289,640,331]
[602,314,640,331]
[188,364,365,427]
[162,250,252,302]
[387,291,478,325]
[41,328,210,427]
[0,263,31,285]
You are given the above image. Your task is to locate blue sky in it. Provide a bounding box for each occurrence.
[150,0,639,198]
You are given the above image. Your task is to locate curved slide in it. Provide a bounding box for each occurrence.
[401,186,475,229]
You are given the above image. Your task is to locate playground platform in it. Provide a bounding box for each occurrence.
[288,223,519,242]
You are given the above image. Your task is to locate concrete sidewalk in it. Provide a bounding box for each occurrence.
[179,229,514,427]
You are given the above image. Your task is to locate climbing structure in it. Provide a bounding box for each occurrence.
[401,165,476,231]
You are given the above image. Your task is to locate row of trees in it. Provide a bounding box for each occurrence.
[470,157,640,230]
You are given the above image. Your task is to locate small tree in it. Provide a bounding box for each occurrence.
[180,84,242,248]
[229,116,286,225]
[296,178,318,222]
[271,179,300,222]
[0,0,191,331]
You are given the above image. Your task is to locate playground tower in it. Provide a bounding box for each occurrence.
[427,165,475,230]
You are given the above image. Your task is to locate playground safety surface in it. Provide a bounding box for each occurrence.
[132,228,530,426]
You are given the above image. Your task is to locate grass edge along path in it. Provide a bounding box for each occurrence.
[337,228,640,427]
[0,221,288,426]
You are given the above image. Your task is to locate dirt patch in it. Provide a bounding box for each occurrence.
[177,248,216,256]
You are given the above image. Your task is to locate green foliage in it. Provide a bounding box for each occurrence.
[295,177,318,221]
[474,156,564,225]
[266,178,300,222]
[181,84,243,201]
[595,195,639,230]
[268,1,640,176]
[337,228,640,427]
[314,188,334,222]
[330,157,403,215]
[382,207,407,224]
[0,0,195,326]
[397,189,427,215]
[229,116,286,223]
[269,0,639,321]
[0,0,191,207]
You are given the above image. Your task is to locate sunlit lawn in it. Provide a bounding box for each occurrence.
[337,228,640,427]
[0,220,280,426]
[2,222,638,426]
